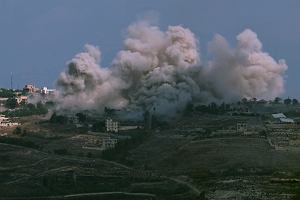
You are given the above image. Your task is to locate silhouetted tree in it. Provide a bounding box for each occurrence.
[76,112,87,123]
[209,102,217,112]
[284,98,292,105]
[36,102,48,114]
[292,99,299,105]
[241,98,248,104]
[91,121,105,132]
[27,103,35,110]
[50,113,68,124]
[274,97,282,104]
[104,107,116,117]
[13,127,22,135]
[185,102,194,113]
[251,97,257,102]
[22,129,27,136]
[0,88,15,98]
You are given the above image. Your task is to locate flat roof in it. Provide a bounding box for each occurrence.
[272,113,286,119]
[279,118,294,123]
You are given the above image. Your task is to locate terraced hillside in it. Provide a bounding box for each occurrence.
[0,142,200,200]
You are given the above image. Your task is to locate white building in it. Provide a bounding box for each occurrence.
[23,84,39,93]
[237,122,247,133]
[0,98,8,112]
[272,113,287,119]
[41,87,56,95]
[106,118,119,133]
[0,98,8,103]
[102,137,118,150]
[0,115,10,123]
[119,125,140,131]
[278,118,295,124]
[272,113,295,124]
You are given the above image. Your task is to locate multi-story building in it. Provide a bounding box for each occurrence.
[23,84,39,94]
[105,118,119,133]
[41,87,56,95]
[16,96,28,104]
[237,122,247,133]
[102,137,118,150]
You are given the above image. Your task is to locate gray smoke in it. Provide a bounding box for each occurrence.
[55,21,287,117]
[207,29,287,101]
[55,44,127,111]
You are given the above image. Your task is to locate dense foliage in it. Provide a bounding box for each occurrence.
[102,131,149,165]
[49,113,69,124]
[185,102,231,114]
[0,88,15,98]
[0,137,39,149]
[3,102,48,117]
[91,121,105,132]
[5,98,18,109]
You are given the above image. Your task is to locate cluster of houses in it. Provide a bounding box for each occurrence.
[74,134,118,151]
[105,118,143,133]
[21,84,56,102]
[23,84,56,95]
[0,96,28,106]
[80,118,142,151]
[1,84,56,107]
[0,115,19,128]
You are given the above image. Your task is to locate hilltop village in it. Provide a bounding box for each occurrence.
[1,86,300,199]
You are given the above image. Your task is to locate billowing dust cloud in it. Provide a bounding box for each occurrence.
[55,21,287,117]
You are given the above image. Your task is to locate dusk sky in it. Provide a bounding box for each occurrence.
[0,0,299,98]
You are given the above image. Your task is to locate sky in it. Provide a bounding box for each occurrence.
[0,0,299,98]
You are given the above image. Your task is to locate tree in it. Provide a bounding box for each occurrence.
[284,98,292,105]
[241,98,248,104]
[13,127,22,135]
[36,102,48,114]
[22,129,28,136]
[76,112,87,123]
[274,97,282,104]
[5,98,18,109]
[104,107,116,116]
[185,103,194,113]
[50,113,68,124]
[219,102,224,111]
[209,102,217,113]
[91,121,105,132]
[251,97,257,102]
[0,88,15,98]
[195,105,208,112]
[225,104,231,111]
[292,99,299,105]
[45,101,55,107]
[27,103,35,110]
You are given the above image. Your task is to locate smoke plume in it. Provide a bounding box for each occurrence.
[207,29,287,101]
[55,21,287,117]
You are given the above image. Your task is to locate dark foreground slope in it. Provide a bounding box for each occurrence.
[0,142,199,200]
[123,133,300,199]
[1,113,300,200]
